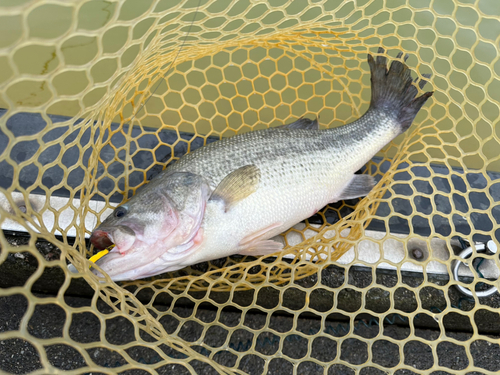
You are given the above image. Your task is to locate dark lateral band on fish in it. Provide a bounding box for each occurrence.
[88,48,433,281]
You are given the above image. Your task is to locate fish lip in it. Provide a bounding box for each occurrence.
[90,225,137,254]
[90,230,113,250]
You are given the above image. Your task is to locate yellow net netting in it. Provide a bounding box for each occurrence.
[1,0,499,373]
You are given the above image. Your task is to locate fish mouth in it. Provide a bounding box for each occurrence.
[90,230,113,250]
[90,225,136,254]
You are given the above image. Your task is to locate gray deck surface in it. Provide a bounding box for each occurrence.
[1,232,500,374]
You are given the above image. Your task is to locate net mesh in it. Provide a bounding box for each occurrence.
[1,0,500,373]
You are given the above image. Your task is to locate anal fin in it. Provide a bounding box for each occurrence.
[335,175,376,201]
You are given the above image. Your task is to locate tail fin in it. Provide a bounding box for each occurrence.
[368,48,433,131]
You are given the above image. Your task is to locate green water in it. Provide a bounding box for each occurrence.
[1,0,498,170]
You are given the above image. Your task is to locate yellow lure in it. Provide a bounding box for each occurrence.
[67,248,111,274]
[89,249,109,264]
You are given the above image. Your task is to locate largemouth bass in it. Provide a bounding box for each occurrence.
[90,48,433,281]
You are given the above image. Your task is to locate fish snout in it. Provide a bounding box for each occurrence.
[90,230,113,250]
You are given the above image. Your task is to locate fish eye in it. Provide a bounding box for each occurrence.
[114,206,128,218]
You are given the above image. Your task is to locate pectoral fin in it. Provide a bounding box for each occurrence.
[335,175,376,201]
[210,165,261,212]
[238,222,283,256]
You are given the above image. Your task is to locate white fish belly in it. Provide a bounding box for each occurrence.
[184,158,357,265]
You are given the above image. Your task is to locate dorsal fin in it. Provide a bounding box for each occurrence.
[277,117,319,130]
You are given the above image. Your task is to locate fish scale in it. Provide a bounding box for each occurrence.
[91,49,433,280]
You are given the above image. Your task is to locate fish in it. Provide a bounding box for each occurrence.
[90,48,433,281]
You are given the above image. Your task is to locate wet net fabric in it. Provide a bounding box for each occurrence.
[1,0,500,373]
